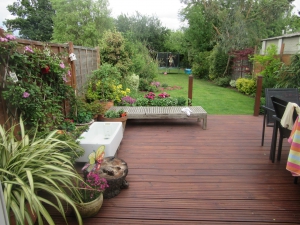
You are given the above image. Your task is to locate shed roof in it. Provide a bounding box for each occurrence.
[261,32,300,41]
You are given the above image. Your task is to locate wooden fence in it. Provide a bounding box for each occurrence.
[0,28,100,127]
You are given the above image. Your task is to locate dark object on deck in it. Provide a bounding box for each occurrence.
[261,88,299,146]
[99,157,129,199]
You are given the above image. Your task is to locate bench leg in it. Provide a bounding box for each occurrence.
[198,117,207,130]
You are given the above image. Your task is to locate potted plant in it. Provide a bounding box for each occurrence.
[75,146,109,218]
[0,118,85,225]
[98,109,127,131]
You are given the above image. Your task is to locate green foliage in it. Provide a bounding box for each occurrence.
[5,0,54,41]
[125,73,140,92]
[135,97,150,106]
[149,97,178,106]
[164,30,186,54]
[51,0,113,47]
[209,45,229,79]
[86,63,130,102]
[176,96,187,106]
[99,29,132,78]
[0,118,84,225]
[0,35,72,131]
[104,109,126,118]
[192,51,211,79]
[138,78,151,91]
[235,78,256,96]
[213,76,231,87]
[126,40,158,81]
[275,53,300,88]
[115,12,170,52]
[230,80,236,87]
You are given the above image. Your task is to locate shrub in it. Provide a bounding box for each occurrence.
[138,78,150,91]
[192,51,211,79]
[230,80,236,87]
[126,73,139,92]
[135,97,149,106]
[176,96,187,106]
[235,78,256,96]
[209,45,229,80]
[213,77,231,87]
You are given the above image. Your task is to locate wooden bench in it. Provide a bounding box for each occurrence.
[108,106,207,130]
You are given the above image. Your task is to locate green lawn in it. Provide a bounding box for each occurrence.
[154,70,255,115]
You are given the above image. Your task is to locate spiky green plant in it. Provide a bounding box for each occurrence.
[0,118,84,225]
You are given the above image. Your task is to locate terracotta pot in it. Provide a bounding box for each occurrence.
[100,101,114,111]
[97,115,127,132]
[75,194,103,218]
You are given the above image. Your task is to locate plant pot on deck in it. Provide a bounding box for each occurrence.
[97,115,127,132]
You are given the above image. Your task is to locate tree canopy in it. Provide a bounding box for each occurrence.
[115,12,170,52]
[4,0,54,41]
[50,0,114,47]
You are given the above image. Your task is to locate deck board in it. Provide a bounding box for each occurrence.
[48,115,300,224]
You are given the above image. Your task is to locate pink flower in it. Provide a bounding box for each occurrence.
[63,76,67,82]
[67,70,71,77]
[22,92,30,98]
[0,37,8,42]
[24,46,33,53]
[59,62,65,69]
[5,34,16,40]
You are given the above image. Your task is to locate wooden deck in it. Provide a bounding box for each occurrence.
[50,115,300,224]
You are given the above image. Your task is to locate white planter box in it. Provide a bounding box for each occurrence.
[75,122,123,162]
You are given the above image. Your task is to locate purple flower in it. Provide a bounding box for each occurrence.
[121,96,136,105]
[59,62,65,69]
[24,46,33,53]
[67,70,71,77]
[22,92,30,98]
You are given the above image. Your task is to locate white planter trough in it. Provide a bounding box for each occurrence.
[76,122,123,162]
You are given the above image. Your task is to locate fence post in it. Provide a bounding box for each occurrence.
[188,75,193,106]
[68,42,77,91]
[253,75,263,116]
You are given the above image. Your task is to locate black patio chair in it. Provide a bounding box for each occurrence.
[270,96,298,162]
[261,88,299,146]
[271,96,299,184]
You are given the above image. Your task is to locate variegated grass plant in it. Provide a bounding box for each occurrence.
[0,118,85,225]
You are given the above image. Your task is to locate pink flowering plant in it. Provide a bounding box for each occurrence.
[79,172,108,202]
[158,92,170,98]
[0,30,73,131]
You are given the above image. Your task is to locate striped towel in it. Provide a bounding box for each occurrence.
[287,116,300,176]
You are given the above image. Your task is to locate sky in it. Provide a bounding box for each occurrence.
[1,0,300,32]
[0,0,186,31]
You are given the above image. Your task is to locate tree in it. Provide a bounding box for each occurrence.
[115,12,170,52]
[50,0,114,47]
[180,0,297,75]
[4,0,54,41]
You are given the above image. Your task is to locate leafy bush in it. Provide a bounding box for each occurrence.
[138,78,150,91]
[209,45,229,80]
[177,96,187,106]
[275,53,300,88]
[149,97,178,106]
[250,44,281,90]
[213,76,231,87]
[135,97,149,106]
[235,78,256,96]
[230,80,236,87]
[192,51,211,79]
[126,73,140,91]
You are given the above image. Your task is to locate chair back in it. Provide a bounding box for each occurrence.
[271,96,298,123]
[265,88,299,125]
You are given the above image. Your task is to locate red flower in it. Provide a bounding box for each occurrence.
[41,66,50,74]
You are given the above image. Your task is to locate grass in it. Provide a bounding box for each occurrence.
[152,69,255,115]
